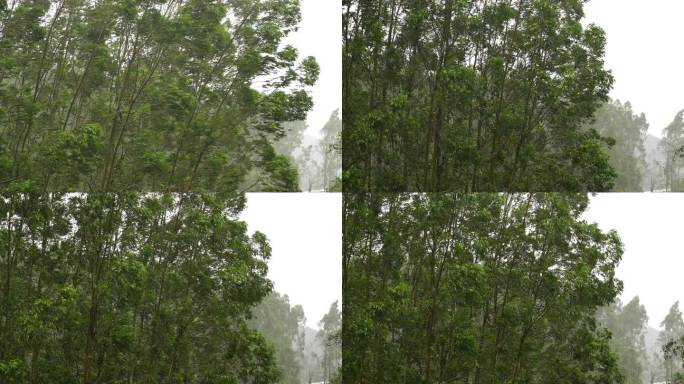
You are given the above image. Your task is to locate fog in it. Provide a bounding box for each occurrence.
[584,0,684,136]
[584,193,683,328]
[241,193,342,329]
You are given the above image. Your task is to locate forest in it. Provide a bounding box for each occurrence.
[252,294,342,384]
[0,0,319,192]
[0,193,341,384]
[275,110,342,192]
[342,0,684,192]
[342,193,684,383]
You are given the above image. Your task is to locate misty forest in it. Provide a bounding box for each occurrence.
[275,110,342,192]
[0,193,341,384]
[343,193,684,384]
[342,0,683,192]
[0,0,327,192]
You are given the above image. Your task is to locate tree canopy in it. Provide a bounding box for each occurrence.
[0,193,282,383]
[251,292,306,384]
[343,0,616,192]
[343,193,625,383]
[274,109,342,192]
[660,111,684,191]
[597,296,649,384]
[318,300,341,383]
[661,301,684,383]
[588,100,648,192]
[0,0,318,192]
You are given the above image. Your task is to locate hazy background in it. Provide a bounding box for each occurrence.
[584,0,684,137]
[241,193,342,329]
[286,0,341,137]
[584,193,681,328]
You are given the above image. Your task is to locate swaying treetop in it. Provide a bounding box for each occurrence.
[343,193,625,383]
[0,0,319,192]
[343,0,616,192]
[0,193,284,383]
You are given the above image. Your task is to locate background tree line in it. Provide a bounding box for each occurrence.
[275,109,342,192]
[0,0,318,192]
[587,100,648,192]
[251,293,342,384]
[343,193,626,383]
[604,299,684,384]
[0,193,285,383]
[343,0,619,192]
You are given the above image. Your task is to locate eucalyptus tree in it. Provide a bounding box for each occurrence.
[597,296,649,384]
[0,193,282,383]
[319,110,341,191]
[343,193,624,383]
[274,110,341,191]
[660,301,684,382]
[660,111,684,191]
[589,100,648,191]
[318,300,341,383]
[0,0,319,192]
[343,0,616,192]
[251,292,306,384]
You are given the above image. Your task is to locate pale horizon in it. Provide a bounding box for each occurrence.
[584,193,683,329]
[287,0,342,137]
[241,193,342,329]
[584,0,684,138]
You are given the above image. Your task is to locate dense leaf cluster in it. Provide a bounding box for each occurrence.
[343,193,625,383]
[0,0,318,192]
[0,193,281,384]
[343,0,616,191]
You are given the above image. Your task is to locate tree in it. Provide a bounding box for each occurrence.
[588,100,649,191]
[274,110,342,192]
[660,112,684,191]
[660,301,684,382]
[319,110,342,191]
[343,193,624,383]
[343,0,617,192]
[0,0,319,192]
[318,301,341,384]
[251,292,306,384]
[0,193,281,383]
[597,296,649,384]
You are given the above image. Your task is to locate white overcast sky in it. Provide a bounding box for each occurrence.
[583,193,682,329]
[241,193,342,329]
[584,0,684,137]
[286,0,341,136]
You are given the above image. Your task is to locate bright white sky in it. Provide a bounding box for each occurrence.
[583,193,682,329]
[241,193,342,329]
[286,0,342,136]
[584,0,684,137]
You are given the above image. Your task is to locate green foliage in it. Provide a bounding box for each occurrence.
[597,296,649,384]
[0,0,317,192]
[588,100,649,191]
[343,193,625,383]
[0,193,279,383]
[319,110,342,191]
[343,0,617,191]
[273,110,341,191]
[660,302,684,382]
[251,292,306,384]
[318,301,341,383]
[660,111,684,191]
